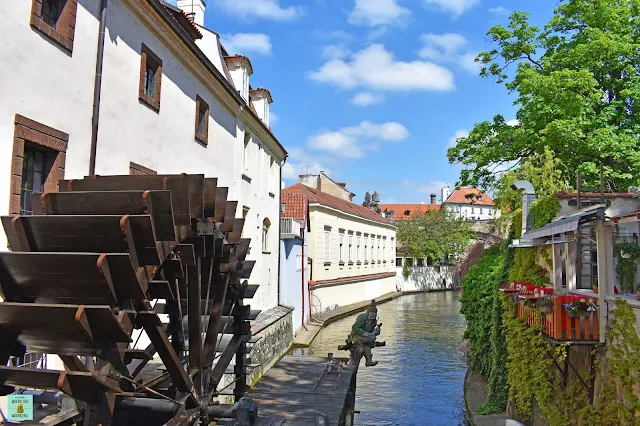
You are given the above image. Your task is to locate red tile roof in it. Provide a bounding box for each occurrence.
[380,203,441,220]
[444,188,494,206]
[282,184,394,225]
[281,192,308,227]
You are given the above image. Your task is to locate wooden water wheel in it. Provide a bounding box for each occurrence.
[0,174,259,425]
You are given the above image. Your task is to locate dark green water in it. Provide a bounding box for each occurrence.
[306,292,469,426]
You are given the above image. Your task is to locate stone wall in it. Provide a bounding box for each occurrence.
[247,305,294,386]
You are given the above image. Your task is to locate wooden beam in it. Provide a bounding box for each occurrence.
[209,335,248,389]
[202,272,230,369]
[187,261,202,396]
[138,311,193,395]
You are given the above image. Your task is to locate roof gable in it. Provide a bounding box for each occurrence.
[282,184,393,225]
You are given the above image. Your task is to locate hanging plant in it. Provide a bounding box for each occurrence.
[613,242,640,294]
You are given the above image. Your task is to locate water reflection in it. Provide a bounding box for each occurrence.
[305,292,469,426]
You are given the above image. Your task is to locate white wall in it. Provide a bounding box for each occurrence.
[0,0,284,380]
[310,275,397,313]
[395,264,457,292]
[308,206,397,283]
[444,203,497,221]
[279,236,310,334]
[0,0,102,218]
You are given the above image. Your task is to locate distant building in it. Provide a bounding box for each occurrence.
[279,194,310,335]
[442,186,497,221]
[282,176,397,313]
[381,192,440,221]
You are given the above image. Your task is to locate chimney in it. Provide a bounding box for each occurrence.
[430,193,437,204]
[511,180,536,237]
[177,0,206,26]
[249,88,273,127]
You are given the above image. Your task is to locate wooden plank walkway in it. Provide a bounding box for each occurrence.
[247,355,356,425]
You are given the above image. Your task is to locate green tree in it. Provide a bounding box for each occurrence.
[448,2,640,192]
[396,210,472,262]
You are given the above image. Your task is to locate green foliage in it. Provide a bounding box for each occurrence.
[401,260,411,279]
[530,196,561,230]
[509,247,548,285]
[613,242,640,293]
[579,300,640,424]
[448,3,640,192]
[396,209,472,262]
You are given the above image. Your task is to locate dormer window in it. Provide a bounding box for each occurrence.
[404,210,411,216]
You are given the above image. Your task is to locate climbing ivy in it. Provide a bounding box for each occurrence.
[530,196,561,230]
[613,242,640,294]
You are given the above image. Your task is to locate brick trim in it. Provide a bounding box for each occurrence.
[139,43,163,112]
[10,115,68,215]
[30,0,77,54]
[194,95,209,145]
[129,162,157,176]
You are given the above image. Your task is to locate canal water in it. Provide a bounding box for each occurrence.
[306,291,469,426]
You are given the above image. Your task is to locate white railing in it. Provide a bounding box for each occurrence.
[281,218,301,237]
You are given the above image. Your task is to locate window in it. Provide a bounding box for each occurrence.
[371,237,375,263]
[195,96,209,144]
[30,0,77,53]
[324,229,331,263]
[269,156,276,194]
[417,258,425,267]
[357,236,361,262]
[139,44,163,112]
[348,234,353,263]
[396,258,402,267]
[20,148,47,215]
[339,232,345,263]
[11,115,67,216]
[479,208,483,215]
[406,258,414,267]
[377,238,381,263]
[364,236,368,262]
[383,238,386,261]
[243,131,251,174]
[262,218,271,253]
[296,254,302,272]
[471,207,475,214]
[404,210,411,216]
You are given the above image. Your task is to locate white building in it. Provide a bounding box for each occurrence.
[442,186,498,221]
[282,175,398,312]
[0,0,286,312]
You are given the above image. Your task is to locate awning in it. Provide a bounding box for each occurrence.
[520,206,605,241]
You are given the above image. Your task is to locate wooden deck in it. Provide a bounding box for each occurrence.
[247,355,356,425]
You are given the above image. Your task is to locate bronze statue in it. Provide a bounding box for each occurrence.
[338,300,385,367]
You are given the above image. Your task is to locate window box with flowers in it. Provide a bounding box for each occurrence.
[563,297,597,317]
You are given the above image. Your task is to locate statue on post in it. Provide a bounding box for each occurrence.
[338,300,385,367]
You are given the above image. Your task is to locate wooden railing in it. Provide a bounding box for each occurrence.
[514,295,599,343]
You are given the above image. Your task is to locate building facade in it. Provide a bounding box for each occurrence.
[0,0,286,312]
[442,186,497,221]
[279,216,310,335]
[282,179,397,313]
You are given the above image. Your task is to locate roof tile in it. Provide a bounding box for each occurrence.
[282,184,393,225]
[444,188,494,206]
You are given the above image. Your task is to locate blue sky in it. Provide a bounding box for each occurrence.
[180,0,557,203]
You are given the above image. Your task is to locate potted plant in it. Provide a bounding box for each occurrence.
[563,298,597,317]
[537,296,554,314]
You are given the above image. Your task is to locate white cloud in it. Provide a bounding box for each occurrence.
[423,0,479,17]
[348,0,411,27]
[308,44,454,92]
[214,0,303,20]
[419,33,479,74]
[351,92,384,106]
[448,129,469,147]
[489,6,509,15]
[506,119,520,126]
[220,33,272,55]
[307,121,409,158]
[418,181,452,198]
[282,148,330,180]
[322,44,350,60]
[270,111,279,125]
